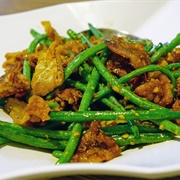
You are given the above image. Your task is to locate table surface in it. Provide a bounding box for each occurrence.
[0,0,180,180]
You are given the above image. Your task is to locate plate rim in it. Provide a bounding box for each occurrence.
[1,163,180,179]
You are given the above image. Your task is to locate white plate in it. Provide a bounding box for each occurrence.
[0,0,180,179]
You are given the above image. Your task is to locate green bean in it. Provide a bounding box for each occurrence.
[78,66,91,81]
[127,119,140,138]
[150,42,163,55]
[30,29,52,47]
[23,60,31,82]
[171,71,180,78]
[78,63,101,111]
[101,98,122,112]
[67,29,92,46]
[0,136,11,146]
[48,102,59,109]
[27,34,48,54]
[45,91,55,100]
[108,96,126,111]
[130,39,154,53]
[144,40,154,53]
[83,63,93,73]
[0,127,67,150]
[78,32,92,47]
[30,28,39,37]
[56,123,82,164]
[150,119,180,136]
[50,109,180,124]
[67,29,78,39]
[151,33,180,63]
[65,79,87,91]
[78,63,93,81]
[112,132,173,146]
[3,24,180,163]
[64,42,106,80]
[52,150,63,158]
[165,62,180,71]
[165,63,180,78]
[92,86,112,103]
[102,124,164,135]
[98,79,180,138]
[88,23,103,39]
[0,120,71,140]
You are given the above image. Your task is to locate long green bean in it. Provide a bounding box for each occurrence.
[113,132,173,146]
[150,119,180,136]
[151,33,180,63]
[0,127,67,150]
[88,23,103,39]
[171,71,180,78]
[52,150,63,158]
[56,123,82,164]
[0,136,11,146]
[65,79,87,91]
[50,109,180,125]
[0,120,71,140]
[64,42,106,80]
[102,124,164,135]
[165,62,180,71]
[30,29,52,47]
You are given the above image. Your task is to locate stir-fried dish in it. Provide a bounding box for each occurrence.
[0,21,180,163]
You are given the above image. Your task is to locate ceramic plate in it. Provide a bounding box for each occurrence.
[0,1,180,179]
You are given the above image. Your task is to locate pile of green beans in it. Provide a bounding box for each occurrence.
[1,23,180,164]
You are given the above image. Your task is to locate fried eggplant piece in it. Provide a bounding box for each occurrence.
[4,97,30,125]
[134,73,173,107]
[71,121,121,162]
[41,21,63,44]
[55,88,82,111]
[167,48,180,63]
[106,53,134,77]
[105,36,151,69]
[172,99,180,125]
[0,62,30,98]
[31,41,64,96]
[3,50,26,71]
[26,95,50,123]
